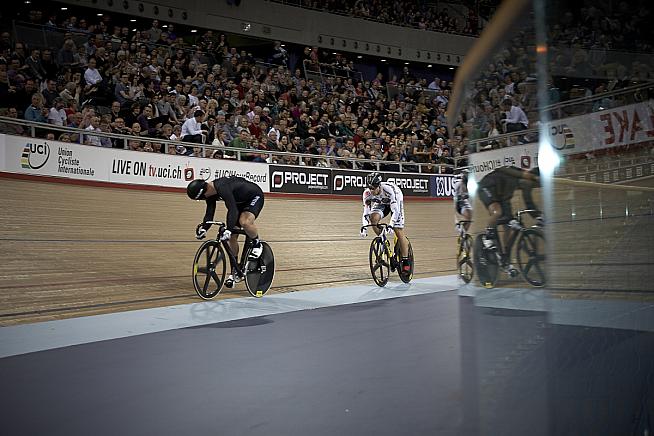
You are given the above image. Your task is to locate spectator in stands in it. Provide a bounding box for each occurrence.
[181,110,207,143]
[24,93,48,123]
[500,97,529,133]
[47,98,67,126]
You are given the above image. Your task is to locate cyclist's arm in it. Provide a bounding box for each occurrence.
[202,199,217,230]
[216,186,240,231]
[387,184,404,227]
[362,190,372,226]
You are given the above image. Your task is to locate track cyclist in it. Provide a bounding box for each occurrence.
[360,172,411,275]
[187,176,265,286]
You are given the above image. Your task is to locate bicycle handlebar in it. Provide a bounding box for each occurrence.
[205,221,247,236]
[361,223,394,232]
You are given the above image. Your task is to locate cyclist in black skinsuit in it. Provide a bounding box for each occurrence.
[187,176,265,283]
[478,166,541,251]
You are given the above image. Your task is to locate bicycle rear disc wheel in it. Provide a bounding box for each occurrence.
[458,234,474,284]
[245,242,275,297]
[516,229,546,287]
[473,234,499,288]
[193,241,227,300]
[396,238,414,283]
[369,237,390,287]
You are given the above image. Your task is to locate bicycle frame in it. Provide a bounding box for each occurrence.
[206,221,253,277]
[362,223,397,260]
[495,210,540,267]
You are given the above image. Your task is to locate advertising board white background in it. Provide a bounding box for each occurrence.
[1,135,270,191]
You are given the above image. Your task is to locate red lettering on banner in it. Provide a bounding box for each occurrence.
[600,113,614,145]
[631,111,642,141]
[612,110,628,143]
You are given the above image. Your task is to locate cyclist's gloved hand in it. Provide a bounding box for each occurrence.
[535,216,545,227]
[360,227,368,238]
[195,224,207,240]
[220,229,232,242]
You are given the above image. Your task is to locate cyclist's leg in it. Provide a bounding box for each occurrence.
[461,203,472,233]
[240,191,265,257]
[368,211,383,235]
[390,201,409,260]
[238,211,258,240]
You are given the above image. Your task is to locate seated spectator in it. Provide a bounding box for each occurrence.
[500,97,528,133]
[181,110,207,143]
[24,93,48,123]
[47,98,67,126]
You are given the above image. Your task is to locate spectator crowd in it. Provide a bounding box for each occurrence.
[0,0,650,171]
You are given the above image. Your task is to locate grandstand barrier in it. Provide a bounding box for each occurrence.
[0,133,457,199]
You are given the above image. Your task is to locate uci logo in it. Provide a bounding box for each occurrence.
[21,142,50,170]
[550,124,575,150]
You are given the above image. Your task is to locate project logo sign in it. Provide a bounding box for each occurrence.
[21,142,50,170]
[269,165,330,193]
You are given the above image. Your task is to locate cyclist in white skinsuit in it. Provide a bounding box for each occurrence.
[453,170,472,235]
[359,172,411,274]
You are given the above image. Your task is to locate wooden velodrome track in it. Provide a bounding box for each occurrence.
[0,176,458,326]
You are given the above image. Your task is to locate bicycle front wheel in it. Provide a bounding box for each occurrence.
[516,229,546,287]
[458,234,474,284]
[245,242,275,298]
[193,240,227,300]
[473,234,499,288]
[369,237,390,287]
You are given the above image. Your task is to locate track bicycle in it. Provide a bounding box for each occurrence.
[456,220,474,284]
[362,223,414,287]
[473,209,545,288]
[192,221,275,300]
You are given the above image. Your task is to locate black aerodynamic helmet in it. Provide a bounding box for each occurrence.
[187,179,208,200]
[366,172,382,189]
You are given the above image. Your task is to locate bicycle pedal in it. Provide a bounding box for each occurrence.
[225,278,234,288]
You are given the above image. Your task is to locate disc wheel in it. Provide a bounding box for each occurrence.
[369,237,390,287]
[473,234,499,289]
[193,241,227,299]
[516,229,546,287]
[457,234,474,284]
[245,242,275,297]
[395,238,414,283]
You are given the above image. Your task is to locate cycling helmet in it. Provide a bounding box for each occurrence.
[187,179,208,200]
[366,172,382,189]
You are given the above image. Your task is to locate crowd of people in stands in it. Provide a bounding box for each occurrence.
[0,6,474,172]
[0,0,650,169]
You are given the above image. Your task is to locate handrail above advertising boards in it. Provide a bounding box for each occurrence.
[0,117,460,174]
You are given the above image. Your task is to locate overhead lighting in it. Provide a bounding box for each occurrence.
[130,19,136,22]
[191,29,197,33]
[427,64,432,68]
[380,59,386,62]
[132,28,137,32]
[97,13,103,16]
[449,67,454,70]
[61,6,67,10]
[356,55,362,59]
[332,52,336,55]
[280,44,285,47]
[24,0,30,4]
[404,62,409,65]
